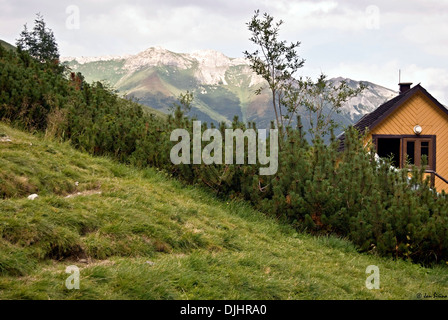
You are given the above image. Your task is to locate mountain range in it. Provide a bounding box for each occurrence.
[0,39,16,51]
[62,47,398,135]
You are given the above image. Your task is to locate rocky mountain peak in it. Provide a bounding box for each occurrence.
[62,46,397,131]
[123,46,193,71]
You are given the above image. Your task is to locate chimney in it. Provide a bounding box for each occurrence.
[399,82,412,94]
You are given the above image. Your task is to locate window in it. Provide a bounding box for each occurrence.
[421,141,429,161]
[374,135,435,170]
[403,138,433,168]
[406,140,415,165]
[377,138,400,167]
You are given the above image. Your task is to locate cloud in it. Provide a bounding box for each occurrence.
[1,0,447,101]
[402,18,448,57]
[324,60,448,105]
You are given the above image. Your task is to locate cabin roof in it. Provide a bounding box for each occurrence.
[338,84,448,150]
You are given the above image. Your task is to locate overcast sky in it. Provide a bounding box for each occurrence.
[1,0,448,104]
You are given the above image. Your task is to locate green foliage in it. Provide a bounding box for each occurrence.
[243,10,305,134]
[0,45,69,130]
[244,11,365,141]
[169,91,194,116]
[1,124,448,299]
[267,126,448,265]
[286,74,367,140]
[0,40,16,52]
[16,13,60,65]
[2,26,448,266]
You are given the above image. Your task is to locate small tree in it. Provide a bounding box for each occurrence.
[16,13,60,64]
[169,91,194,126]
[244,10,305,136]
[245,11,366,141]
[285,74,367,140]
[176,91,194,114]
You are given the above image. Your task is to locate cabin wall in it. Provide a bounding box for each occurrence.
[366,92,448,192]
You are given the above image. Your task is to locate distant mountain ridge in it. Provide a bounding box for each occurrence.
[0,39,16,51]
[62,47,397,133]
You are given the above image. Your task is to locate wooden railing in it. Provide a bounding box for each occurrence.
[425,170,448,187]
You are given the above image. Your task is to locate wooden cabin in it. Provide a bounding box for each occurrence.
[341,82,448,192]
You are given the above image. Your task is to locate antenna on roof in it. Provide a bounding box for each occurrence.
[399,69,401,83]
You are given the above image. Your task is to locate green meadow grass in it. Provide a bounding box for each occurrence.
[0,122,447,300]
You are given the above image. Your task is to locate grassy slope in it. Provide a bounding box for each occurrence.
[0,122,447,300]
[66,59,127,87]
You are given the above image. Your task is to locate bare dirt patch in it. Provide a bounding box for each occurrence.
[65,189,102,198]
